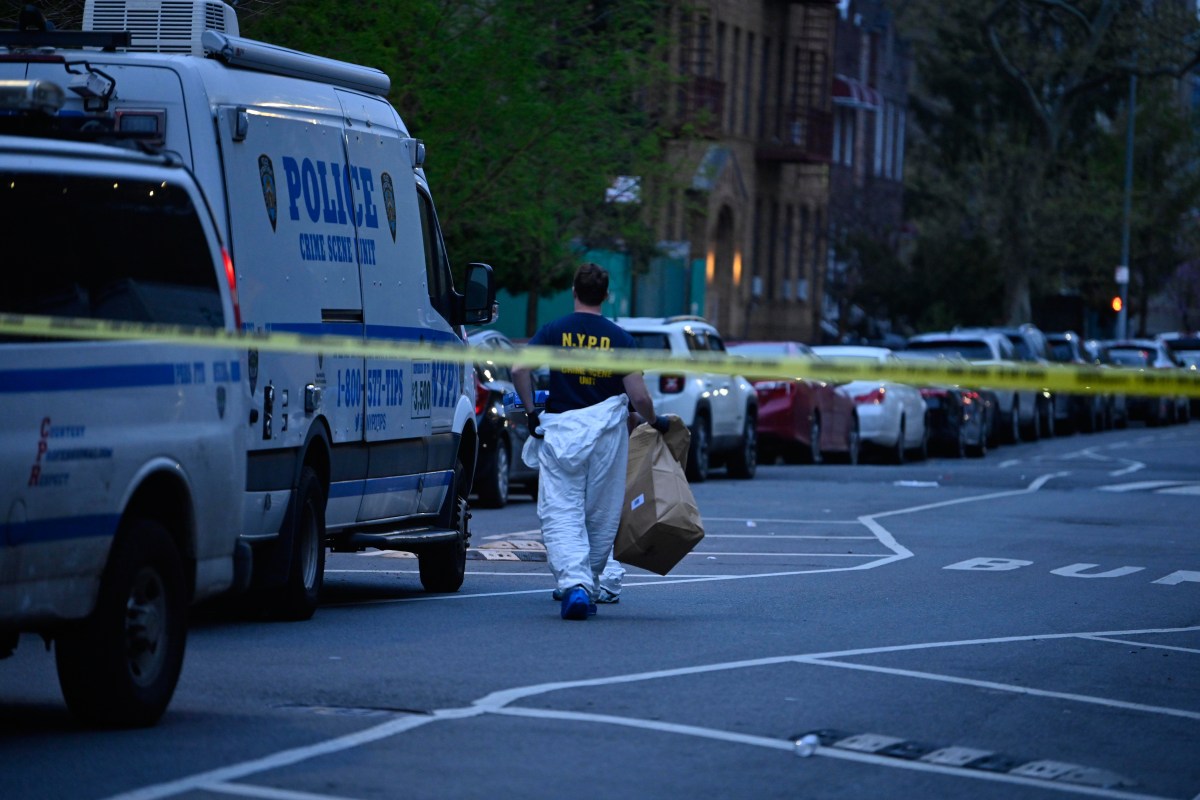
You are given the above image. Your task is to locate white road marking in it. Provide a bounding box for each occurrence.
[797,657,1200,722]
[206,782,362,800]
[998,459,1021,468]
[1158,484,1200,496]
[103,613,1200,800]
[701,534,879,539]
[686,551,881,557]
[704,517,863,524]
[1097,481,1190,493]
[1077,635,1200,655]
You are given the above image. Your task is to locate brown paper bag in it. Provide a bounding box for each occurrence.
[614,417,705,576]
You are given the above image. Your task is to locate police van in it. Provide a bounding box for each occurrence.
[0,122,247,725]
[0,1,495,626]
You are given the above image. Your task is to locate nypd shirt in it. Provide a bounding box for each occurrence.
[528,312,637,413]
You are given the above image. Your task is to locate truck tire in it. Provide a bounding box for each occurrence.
[420,460,468,593]
[685,415,711,483]
[55,518,187,728]
[274,465,326,621]
[727,413,757,479]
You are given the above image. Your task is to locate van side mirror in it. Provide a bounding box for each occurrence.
[463,262,495,326]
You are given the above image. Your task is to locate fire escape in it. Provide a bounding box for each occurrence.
[755,2,833,163]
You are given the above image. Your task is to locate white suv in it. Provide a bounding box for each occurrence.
[616,316,757,481]
[0,132,246,727]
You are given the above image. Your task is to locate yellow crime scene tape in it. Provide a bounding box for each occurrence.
[3,312,1200,398]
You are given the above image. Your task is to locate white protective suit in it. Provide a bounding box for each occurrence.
[522,394,629,598]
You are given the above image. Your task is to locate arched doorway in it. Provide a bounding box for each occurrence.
[709,205,736,334]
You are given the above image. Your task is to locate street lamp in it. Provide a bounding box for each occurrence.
[1117,73,1136,340]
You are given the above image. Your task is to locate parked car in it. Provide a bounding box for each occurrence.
[467,330,539,507]
[1157,332,1200,417]
[894,352,993,457]
[981,325,1062,437]
[905,330,1036,445]
[1045,330,1117,432]
[810,346,929,463]
[1095,339,1190,426]
[727,341,860,464]
[617,316,758,482]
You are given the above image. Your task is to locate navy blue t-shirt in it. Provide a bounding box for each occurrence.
[528,312,637,413]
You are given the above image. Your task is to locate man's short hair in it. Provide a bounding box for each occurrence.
[574,262,609,306]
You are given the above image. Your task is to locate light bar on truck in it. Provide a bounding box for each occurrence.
[0,79,65,114]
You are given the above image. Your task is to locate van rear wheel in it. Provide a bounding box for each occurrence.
[273,466,326,621]
[55,518,187,728]
[419,460,468,593]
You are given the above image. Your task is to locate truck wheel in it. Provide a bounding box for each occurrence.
[685,415,710,483]
[475,441,510,508]
[420,461,468,592]
[274,466,326,621]
[55,518,186,728]
[727,414,757,479]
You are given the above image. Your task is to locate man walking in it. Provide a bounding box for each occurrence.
[512,262,667,620]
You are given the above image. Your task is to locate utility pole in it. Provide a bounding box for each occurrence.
[1117,73,1136,340]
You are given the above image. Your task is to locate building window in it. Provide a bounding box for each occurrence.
[744,33,755,136]
[759,36,771,140]
[782,204,794,302]
[730,27,740,133]
[766,201,779,300]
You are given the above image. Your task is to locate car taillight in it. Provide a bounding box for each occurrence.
[473,370,488,416]
[660,374,686,394]
[854,387,886,404]
[222,247,241,329]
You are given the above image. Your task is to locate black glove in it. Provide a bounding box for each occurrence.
[650,415,671,435]
[528,410,544,439]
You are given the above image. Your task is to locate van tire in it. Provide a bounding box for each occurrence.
[727,413,757,479]
[55,518,187,728]
[420,461,468,593]
[274,466,326,621]
[685,415,711,483]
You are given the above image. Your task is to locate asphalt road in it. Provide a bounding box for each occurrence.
[3,421,1199,800]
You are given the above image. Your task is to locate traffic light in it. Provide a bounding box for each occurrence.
[1111,296,1123,313]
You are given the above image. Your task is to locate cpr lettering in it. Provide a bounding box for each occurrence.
[281,156,378,229]
[28,416,50,486]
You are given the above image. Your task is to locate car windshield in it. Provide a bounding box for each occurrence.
[1104,348,1151,367]
[1047,341,1074,362]
[728,343,798,356]
[629,333,671,351]
[907,340,994,360]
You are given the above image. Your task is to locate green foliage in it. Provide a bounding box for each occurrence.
[241,0,676,334]
[893,0,1200,334]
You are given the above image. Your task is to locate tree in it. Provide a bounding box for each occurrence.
[239,0,677,335]
[894,0,1200,331]
[3,0,678,337]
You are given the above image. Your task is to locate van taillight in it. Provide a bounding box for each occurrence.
[473,370,489,416]
[660,374,685,394]
[222,247,241,329]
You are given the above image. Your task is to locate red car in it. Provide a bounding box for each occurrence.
[727,341,860,464]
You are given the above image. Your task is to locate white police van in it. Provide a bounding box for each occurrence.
[0,115,247,724]
[0,2,495,623]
